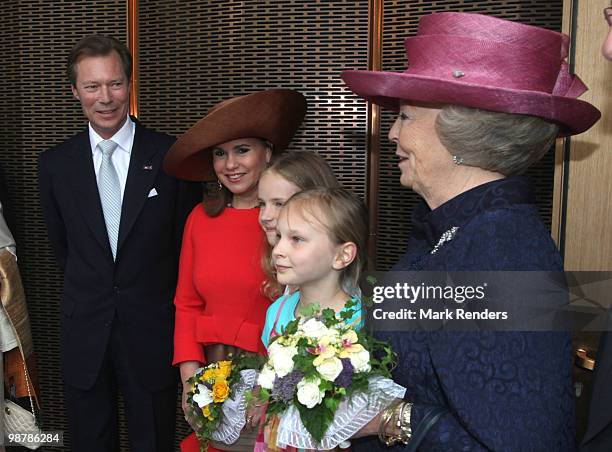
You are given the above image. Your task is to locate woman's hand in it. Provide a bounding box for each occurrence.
[244,385,267,431]
[352,413,382,438]
[180,360,202,428]
[352,399,403,439]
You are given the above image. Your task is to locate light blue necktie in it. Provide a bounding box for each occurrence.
[97,140,122,260]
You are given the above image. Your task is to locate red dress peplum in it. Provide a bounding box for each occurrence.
[174,205,270,451]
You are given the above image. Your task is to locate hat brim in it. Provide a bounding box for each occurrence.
[341,70,600,137]
[164,89,307,181]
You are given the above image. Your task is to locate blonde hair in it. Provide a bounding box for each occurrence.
[261,152,340,299]
[279,187,368,296]
[266,151,340,191]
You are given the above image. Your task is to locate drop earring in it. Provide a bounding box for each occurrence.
[452,155,464,165]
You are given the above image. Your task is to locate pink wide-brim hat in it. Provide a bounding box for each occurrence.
[341,12,600,137]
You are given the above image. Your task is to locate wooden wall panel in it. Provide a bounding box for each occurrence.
[555,0,612,439]
[557,0,612,271]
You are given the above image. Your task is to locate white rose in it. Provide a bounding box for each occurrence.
[192,384,213,408]
[296,377,324,409]
[257,364,276,390]
[269,343,298,377]
[315,357,344,382]
[267,340,282,361]
[300,318,330,339]
[348,348,371,373]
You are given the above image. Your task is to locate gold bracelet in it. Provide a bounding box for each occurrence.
[377,405,393,442]
[378,401,400,445]
[398,402,413,444]
[396,402,406,429]
[378,401,403,446]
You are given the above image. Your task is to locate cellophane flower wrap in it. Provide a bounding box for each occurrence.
[186,354,265,451]
[255,300,406,449]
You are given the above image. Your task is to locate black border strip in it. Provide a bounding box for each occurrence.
[559,0,579,261]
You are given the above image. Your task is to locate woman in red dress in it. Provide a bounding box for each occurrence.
[163,89,307,452]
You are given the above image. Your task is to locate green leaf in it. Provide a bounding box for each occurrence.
[293,352,316,374]
[339,307,356,322]
[234,353,267,371]
[296,337,310,348]
[299,302,321,318]
[295,400,335,443]
[321,307,335,321]
[324,394,341,413]
[266,399,288,418]
[283,318,299,335]
[347,374,369,393]
[258,387,270,402]
[319,379,333,392]
[344,298,358,310]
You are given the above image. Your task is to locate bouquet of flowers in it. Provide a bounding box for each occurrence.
[255,300,406,450]
[186,354,264,451]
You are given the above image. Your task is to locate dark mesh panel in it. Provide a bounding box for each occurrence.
[138,0,369,200]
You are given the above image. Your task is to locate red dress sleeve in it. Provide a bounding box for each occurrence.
[173,206,205,365]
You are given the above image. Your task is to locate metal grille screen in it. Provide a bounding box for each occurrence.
[138,0,370,199]
[376,0,562,270]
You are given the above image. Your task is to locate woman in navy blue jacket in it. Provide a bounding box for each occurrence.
[342,11,601,451]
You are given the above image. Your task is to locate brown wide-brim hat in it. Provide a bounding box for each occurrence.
[164,89,307,181]
[341,12,600,137]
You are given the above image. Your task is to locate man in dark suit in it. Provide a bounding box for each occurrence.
[38,35,199,451]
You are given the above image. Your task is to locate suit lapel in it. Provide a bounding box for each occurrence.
[68,130,112,256]
[117,122,161,254]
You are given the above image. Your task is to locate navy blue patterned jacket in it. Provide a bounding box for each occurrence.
[356,177,575,451]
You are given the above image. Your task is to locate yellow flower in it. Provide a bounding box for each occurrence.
[338,330,364,358]
[212,379,230,403]
[342,330,358,344]
[202,369,217,381]
[218,360,233,378]
[202,405,214,421]
[312,337,338,366]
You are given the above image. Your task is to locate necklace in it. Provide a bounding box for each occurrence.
[226,201,260,209]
